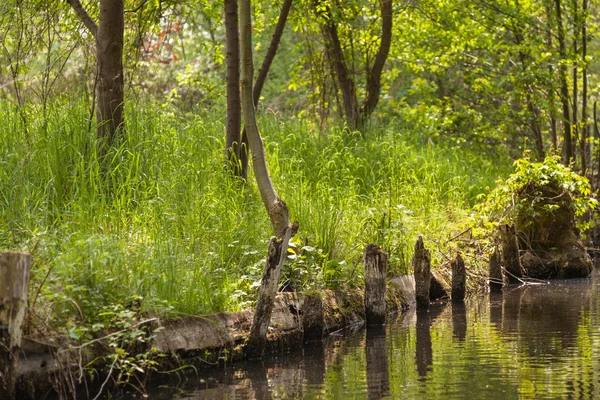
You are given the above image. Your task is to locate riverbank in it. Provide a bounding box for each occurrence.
[14,276,414,399]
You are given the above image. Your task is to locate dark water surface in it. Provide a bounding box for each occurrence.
[143,275,600,399]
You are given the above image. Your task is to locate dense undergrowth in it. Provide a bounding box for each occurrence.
[0,94,511,330]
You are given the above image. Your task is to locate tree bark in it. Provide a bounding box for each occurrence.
[225,0,242,176]
[96,0,125,152]
[0,252,31,400]
[554,0,572,164]
[359,0,392,128]
[363,244,387,326]
[412,235,431,309]
[240,0,292,356]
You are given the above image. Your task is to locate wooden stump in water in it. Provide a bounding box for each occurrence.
[0,252,31,400]
[451,253,466,303]
[363,244,387,326]
[488,246,503,292]
[247,229,292,358]
[301,293,324,343]
[499,224,525,284]
[412,236,431,308]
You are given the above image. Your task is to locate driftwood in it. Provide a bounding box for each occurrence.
[451,254,466,303]
[0,252,31,400]
[363,244,387,326]
[412,236,431,309]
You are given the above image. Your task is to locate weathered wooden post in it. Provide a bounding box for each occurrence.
[499,224,525,284]
[488,246,503,292]
[363,244,387,326]
[412,236,431,309]
[0,252,31,400]
[451,253,466,303]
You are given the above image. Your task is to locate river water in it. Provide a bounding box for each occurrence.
[143,274,600,399]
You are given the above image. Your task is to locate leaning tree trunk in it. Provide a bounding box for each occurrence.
[240,0,292,357]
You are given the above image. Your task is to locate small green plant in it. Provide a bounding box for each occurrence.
[474,154,598,239]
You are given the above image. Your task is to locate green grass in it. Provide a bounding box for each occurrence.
[0,94,510,325]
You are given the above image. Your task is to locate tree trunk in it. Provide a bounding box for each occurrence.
[359,0,392,129]
[581,0,589,174]
[96,0,124,152]
[488,246,503,292]
[555,0,572,164]
[451,254,466,303]
[225,0,242,176]
[572,0,578,163]
[321,12,360,130]
[253,0,293,106]
[0,252,31,400]
[544,2,558,151]
[363,244,387,326]
[240,0,292,356]
[412,235,431,309]
[499,224,525,284]
[237,0,293,180]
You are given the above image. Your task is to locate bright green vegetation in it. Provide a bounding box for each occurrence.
[0,94,509,324]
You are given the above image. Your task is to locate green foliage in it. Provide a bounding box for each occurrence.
[0,95,509,323]
[474,154,598,236]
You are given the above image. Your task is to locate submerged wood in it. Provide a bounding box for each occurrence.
[0,252,31,400]
[488,246,503,291]
[451,254,466,303]
[412,236,431,308]
[499,224,525,284]
[364,244,387,325]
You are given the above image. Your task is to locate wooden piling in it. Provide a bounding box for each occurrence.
[363,244,387,326]
[451,253,466,303]
[488,246,503,292]
[0,252,31,400]
[412,236,431,308]
[499,224,525,284]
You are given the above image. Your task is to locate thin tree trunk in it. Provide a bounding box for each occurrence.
[238,0,293,180]
[572,0,579,163]
[240,0,292,356]
[581,0,589,174]
[555,0,572,164]
[359,0,392,128]
[544,2,558,151]
[225,0,242,176]
[253,0,293,106]
[319,4,360,130]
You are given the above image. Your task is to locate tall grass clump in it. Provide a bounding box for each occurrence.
[0,93,511,329]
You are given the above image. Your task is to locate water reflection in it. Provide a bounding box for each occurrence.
[135,276,600,400]
[415,310,432,380]
[451,303,467,342]
[365,327,389,399]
